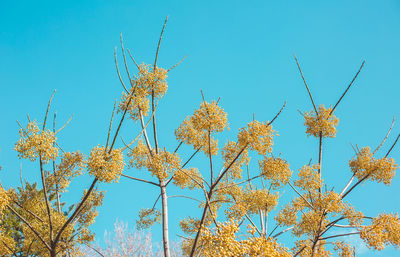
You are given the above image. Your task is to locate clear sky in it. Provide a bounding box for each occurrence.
[1,0,400,256]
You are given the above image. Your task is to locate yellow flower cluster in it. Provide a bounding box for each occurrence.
[304,105,339,138]
[136,208,161,230]
[334,241,355,257]
[191,220,292,257]
[360,212,400,250]
[199,220,242,256]
[293,210,329,237]
[15,121,58,163]
[242,189,279,214]
[77,189,104,227]
[148,150,181,180]
[0,232,15,255]
[173,168,202,190]
[225,201,248,220]
[294,164,322,192]
[20,194,75,256]
[191,101,228,133]
[175,118,219,156]
[87,146,125,183]
[260,156,292,188]
[128,140,149,168]
[349,147,397,185]
[118,63,167,120]
[128,141,182,181]
[46,151,85,192]
[134,63,168,98]
[179,217,200,236]
[0,187,10,212]
[175,100,227,156]
[221,141,250,180]
[293,240,331,257]
[342,204,364,226]
[238,120,275,156]
[118,92,150,121]
[241,237,291,257]
[313,191,344,215]
[277,204,299,228]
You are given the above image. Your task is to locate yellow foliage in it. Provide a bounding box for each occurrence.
[15,121,58,163]
[304,105,338,138]
[87,146,125,183]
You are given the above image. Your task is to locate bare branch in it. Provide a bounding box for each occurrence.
[154,15,169,69]
[385,132,400,158]
[126,48,140,70]
[320,232,360,241]
[272,226,294,238]
[294,55,318,114]
[54,114,73,134]
[43,90,56,130]
[120,174,159,187]
[168,195,202,203]
[267,101,286,126]
[105,100,117,150]
[330,60,365,114]
[114,47,129,93]
[287,181,314,210]
[120,33,133,84]
[373,116,395,155]
[167,55,187,72]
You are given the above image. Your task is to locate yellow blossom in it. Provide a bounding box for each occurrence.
[360,212,400,250]
[136,208,161,230]
[0,187,10,212]
[173,168,203,190]
[46,151,85,192]
[294,164,322,192]
[0,232,15,255]
[15,121,58,163]
[238,120,275,156]
[87,146,125,183]
[349,147,397,185]
[304,105,339,138]
[260,156,292,188]
[334,241,355,257]
[221,141,250,180]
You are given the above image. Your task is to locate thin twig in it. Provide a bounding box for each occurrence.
[214,175,262,192]
[294,55,318,114]
[373,116,395,155]
[320,232,360,241]
[126,48,140,70]
[85,244,105,257]
[120,174,159,187]
[267,101,286,126]
[39,156,54,242]
[53,112,61,213]
[105,100,117,150]
[167,55,187,72]
[154,15,169,69]
[272,226,294,238]
[120,33,133,84]
[43,90,56,129]
[121,102,158,152]
[54,114,73,134]
[288,181,314,210]
[168,195,202,203]
[385,133,400,157]
[330,60,365,114]
[114,47,129,93]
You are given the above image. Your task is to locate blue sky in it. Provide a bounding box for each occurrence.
[1,0,400,256]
